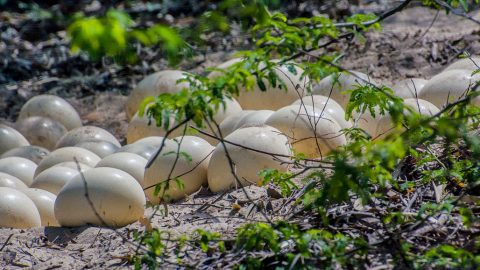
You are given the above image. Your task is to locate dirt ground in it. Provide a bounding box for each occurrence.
[1,5,480,270]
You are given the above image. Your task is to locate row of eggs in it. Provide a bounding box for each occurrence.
[126,56,480,150]
[0,126,290,229]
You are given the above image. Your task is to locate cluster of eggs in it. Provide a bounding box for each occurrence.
[126,56,480,200]
[1,56,478,229]
[0,96,148,228]
[342,57,480,138]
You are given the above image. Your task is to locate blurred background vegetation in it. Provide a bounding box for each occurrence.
[1,0,474,67]
[0,0,367,65]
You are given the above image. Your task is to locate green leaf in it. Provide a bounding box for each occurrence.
[257,77,267,91]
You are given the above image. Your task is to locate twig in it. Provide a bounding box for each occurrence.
[189,126,332,166]
[411,9,440,46]
[333,0,414,28]
[403,187,422,212]
[145,118,191,168]
[0,234,13,251]
[434,0,480,25]
[411,213,449,236]
[74,157,108,227]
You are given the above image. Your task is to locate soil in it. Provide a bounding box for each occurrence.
[1,4,480,270]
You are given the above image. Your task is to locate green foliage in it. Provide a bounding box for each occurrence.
[194,229,226,253]
[132,230,167,269]
[67,0,285,64]
[345,84,404,122]
[423,0,479,12]
[236,222,280,252]
[235,221,368,269]
[133,222,368,269]
[131,25,186,64]
[414,244,480,269]
[18,2,54,21]
[253,13,339,54]
[206,0,275,29]
[68,10,187,64]
[258,169,297,196]
[302,137,408,210]
[346,13,381,31]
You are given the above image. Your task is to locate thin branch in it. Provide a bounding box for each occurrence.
[434,0,480,25]
[145,118,191,168]
[333,0,414,28]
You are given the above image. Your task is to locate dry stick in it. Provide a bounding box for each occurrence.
[302,50,391,99]
[205,117,274,224]
[291,130,346,142]
[412,78,421,112]
[141,121,191,227]
[76,160,189,267]
[166,127,188,182]
[189,126,333,167]
[292,101,325,159]
[156,124,188,201]
[0,234,13,252]
[411,9,440,47]
[403,187,422,213]
[195,189,228,213]
[333,0,414,28]
[142,149,214,192]
[279,179,317,214]
[411,213,450,237]
[434,0,480,25]
[74,157,108,228]
[427,81,480,121]
[87,228,103,249]
[190,118,232,213]
[446,77,479,109]
[274,0,414,64]
[145,118,191,168]
[272,66,326,158]
[466,53,480,70]
[190,215,267,223]
[445,40,470,61]
[177,203,229,209]
[316,76,362,142]
[143,115,224,212]
[374,78,424,140]
[135,123,192,264]
[72,158,158,263]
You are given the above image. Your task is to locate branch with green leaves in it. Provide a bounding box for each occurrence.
[69,1,480,269]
